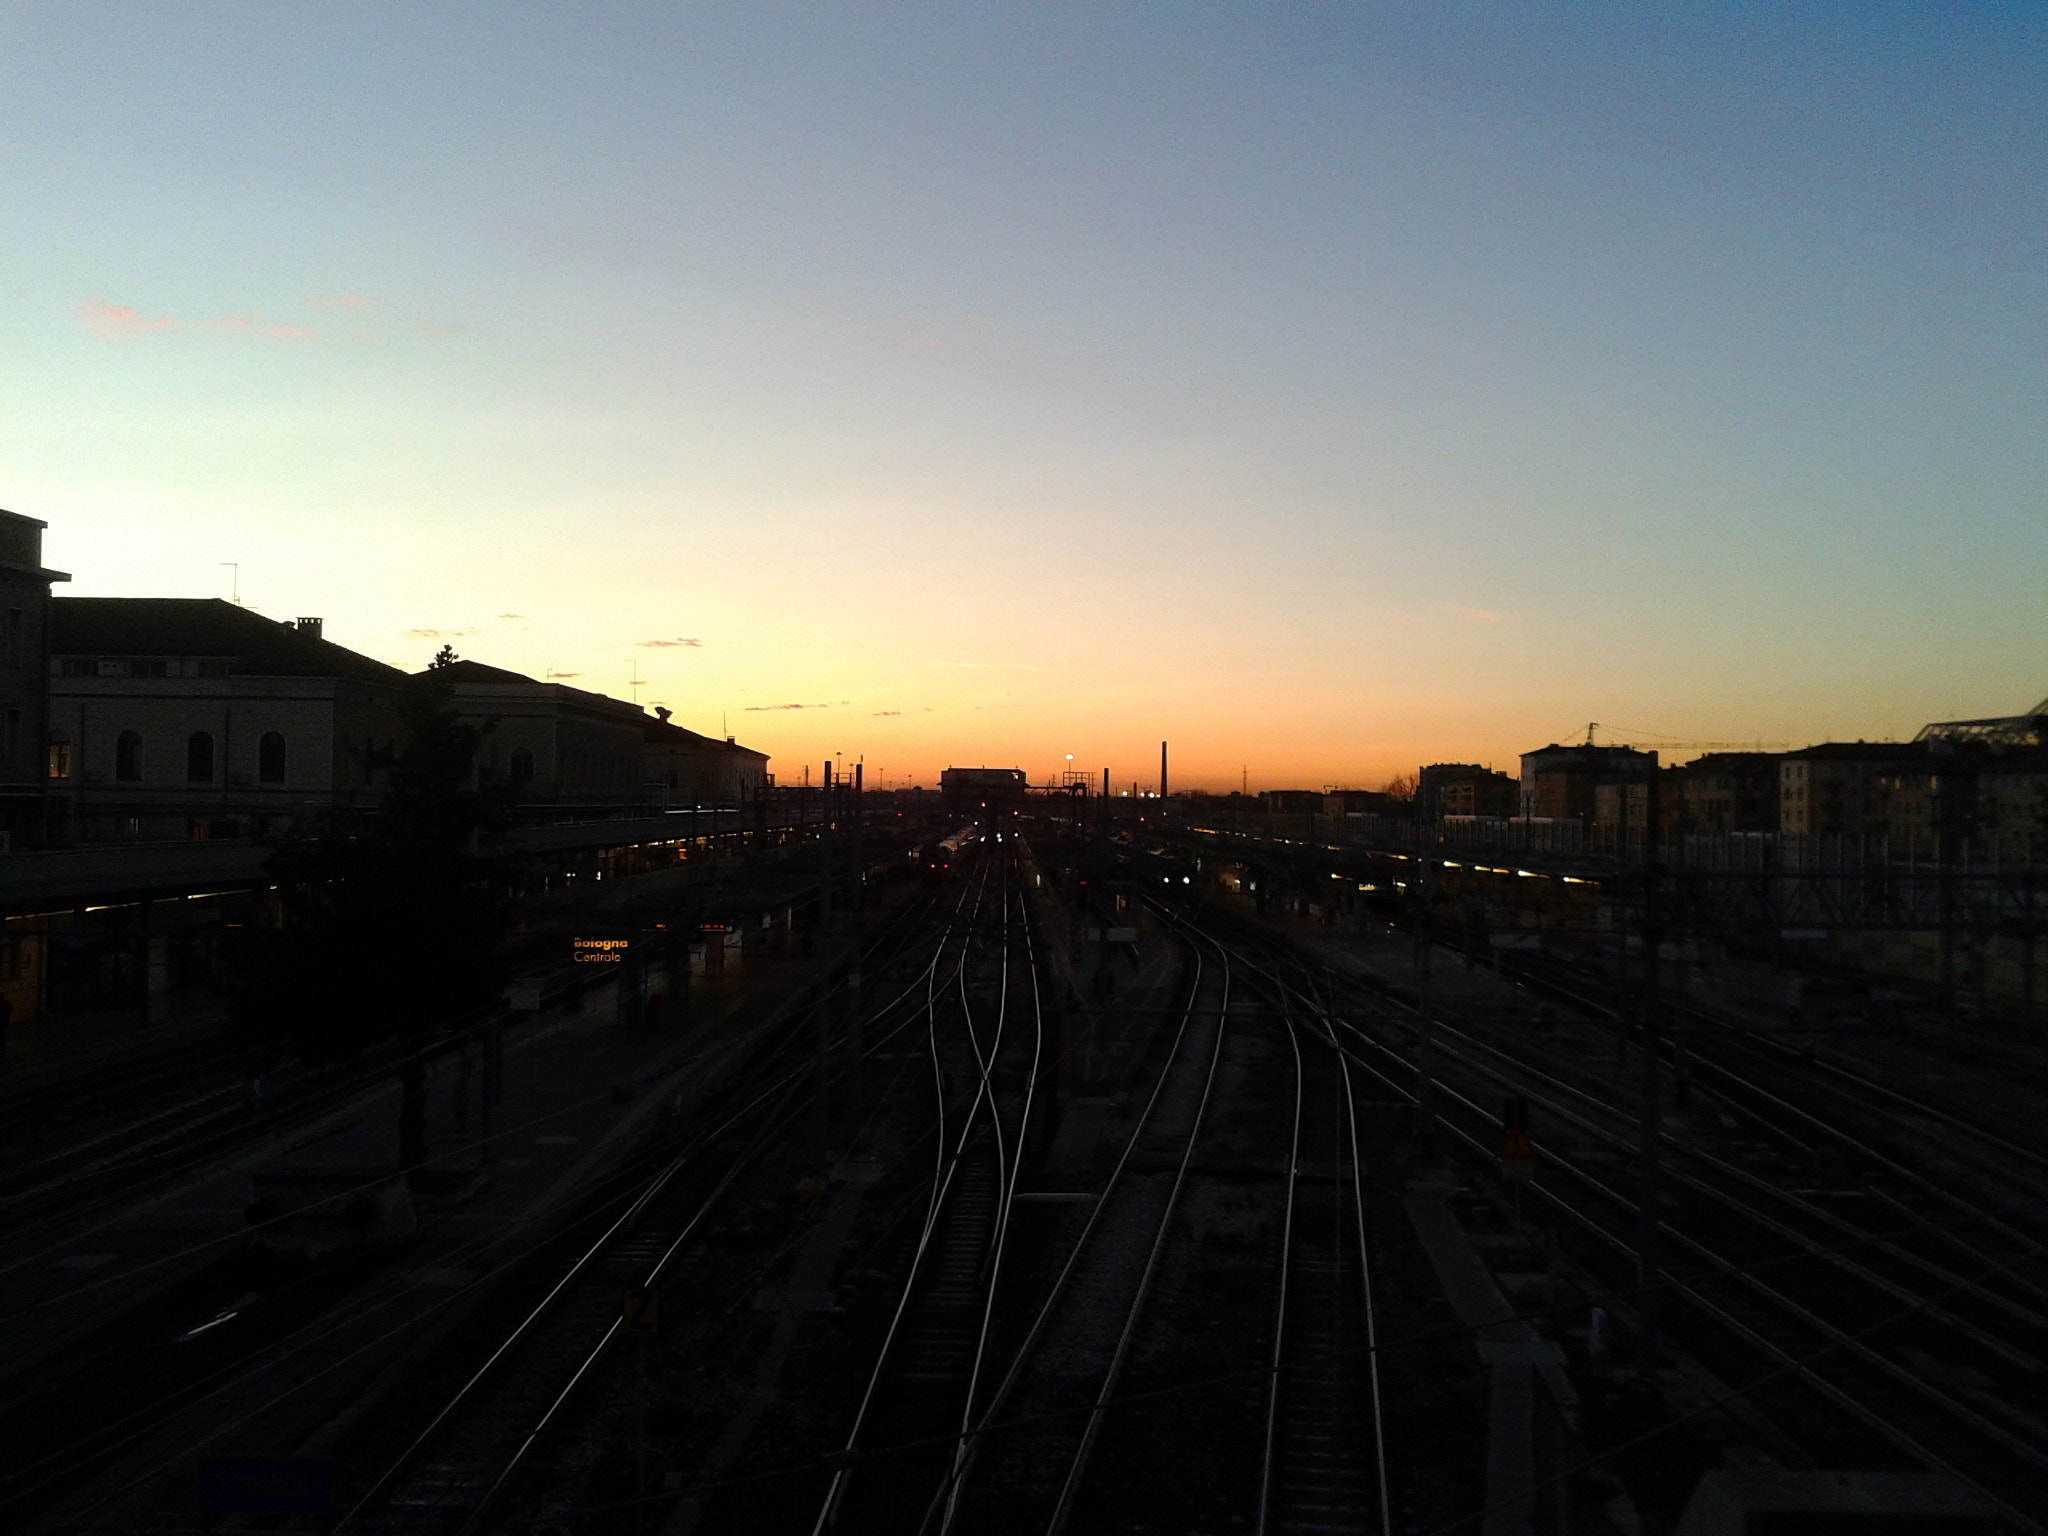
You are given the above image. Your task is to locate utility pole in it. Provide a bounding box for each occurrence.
[1413,777,1437,1152]
[1160,740,1168,801]
[1636,752,1665,1371]
[1614,781,1634,1067]
[1938,771,1962,1056]
[847,762,864,1117]
[813,761,834,1172]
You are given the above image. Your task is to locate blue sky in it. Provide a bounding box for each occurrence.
[4,4,2043,787]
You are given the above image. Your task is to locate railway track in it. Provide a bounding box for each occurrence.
[1218,912,2048,1529]
[813,854,1037,1532]
[915,914,1223,1535]
[333,883,980,1536]
[0,956,600,1273]
[1257,995,1390,1536]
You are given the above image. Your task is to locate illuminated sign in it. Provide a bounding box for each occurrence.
[574,938,629,963]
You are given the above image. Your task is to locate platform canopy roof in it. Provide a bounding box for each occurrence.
[1913,695,2048,748]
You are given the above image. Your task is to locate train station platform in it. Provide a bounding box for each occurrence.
[5,936,833,1534]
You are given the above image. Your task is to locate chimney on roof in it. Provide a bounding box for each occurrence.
[655,706,672,722]
[295,617,323,639]
[726,735,735,744]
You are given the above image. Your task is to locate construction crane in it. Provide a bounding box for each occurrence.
[1577,723,1791,750]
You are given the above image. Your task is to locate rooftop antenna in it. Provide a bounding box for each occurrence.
[628,663,644,704]
[220,563,240,605]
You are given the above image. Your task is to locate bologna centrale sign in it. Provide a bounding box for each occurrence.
[574,937,629,964]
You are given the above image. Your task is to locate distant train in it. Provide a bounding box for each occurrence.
[940,766,1029,814]
[914,829,976,881]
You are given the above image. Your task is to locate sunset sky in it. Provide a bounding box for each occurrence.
[4,5,2043,791]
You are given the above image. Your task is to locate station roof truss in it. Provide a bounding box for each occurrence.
[1915,698,2048,749]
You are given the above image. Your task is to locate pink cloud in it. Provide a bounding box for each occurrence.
[78,297,179,339]
[309,292,379,310]
[81,297,319,343]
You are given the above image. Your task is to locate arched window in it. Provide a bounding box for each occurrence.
[47,732,71,780]
[115,730,142,782]
[186,731,215,783]
[509,748,535,783]
[258,732,286,784]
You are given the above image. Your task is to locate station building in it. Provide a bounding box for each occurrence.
[424,659,647,807]
[0,510,68,852]
[46,599,409,844]
[644,707,770,804]
[422,661,767,809]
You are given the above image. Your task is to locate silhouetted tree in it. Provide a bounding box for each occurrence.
[430,643,460,669]
[234,672,507,1172]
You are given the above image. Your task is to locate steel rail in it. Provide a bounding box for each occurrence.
[1289,968,1395,1536]
[920,932,1213,1536]
[1300,963,2048,1473]
[1412,1011,2048,1361]
[1250,926,2048,1334]
[1333,992,2048,1501]
[1042,913,1231,1536]
[944,856,1046,1506]
[433,884,979,1535]
[812,854,1022,1530]
[336,882,976,1535]
[1335,1037,1394,1536]
[1254,1004,1305,1536]
[1214,925,2048,1522]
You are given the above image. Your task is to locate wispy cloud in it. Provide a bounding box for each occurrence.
[309,292,380,310]
[637,637,702,648]
[405,627,479,639]
[1442,605,1506,625]
[873,710,901,717]
[78,297,178,339]
[79,296,318,343]
[744,700,849,712]
[497,613,527,621]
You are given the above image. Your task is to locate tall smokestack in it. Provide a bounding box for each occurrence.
[1160,740,1168,800]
